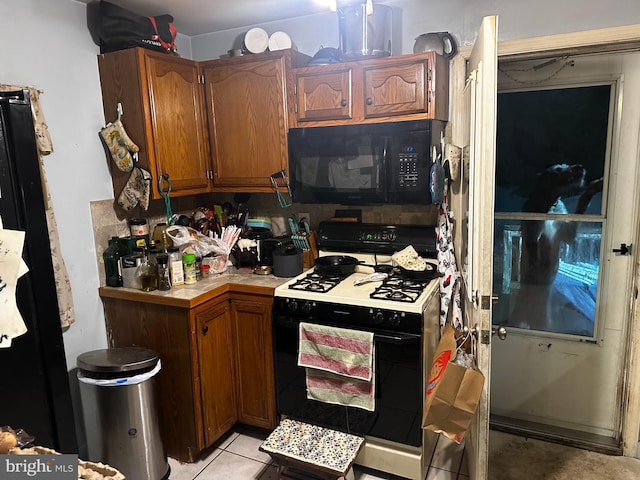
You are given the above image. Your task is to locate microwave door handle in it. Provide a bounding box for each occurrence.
[381,137,390,202]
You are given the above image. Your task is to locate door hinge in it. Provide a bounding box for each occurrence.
[294,84,297,95]
[481,330,491,344]
[294,103,298,113]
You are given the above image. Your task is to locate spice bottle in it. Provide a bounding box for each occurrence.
[183,252,197,285]
[129,218,149,237]
[156,254,172,291]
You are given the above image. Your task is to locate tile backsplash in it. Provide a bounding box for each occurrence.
[91,193,439,285]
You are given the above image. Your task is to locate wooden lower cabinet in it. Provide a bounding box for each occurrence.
[231,295,276,429]
[100,290,276,463]
[195,301,237,445]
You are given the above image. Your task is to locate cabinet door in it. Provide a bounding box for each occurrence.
[196,301,237,445]
[145,55,211,195]
[231,297,277,428]
[203,57,288,189]
[362,60,427,118]
[295,69,353,122]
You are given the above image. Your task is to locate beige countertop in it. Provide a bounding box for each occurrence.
[99,266,296,309]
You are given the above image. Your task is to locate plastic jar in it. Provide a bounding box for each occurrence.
[168,247,184,286]
[129,218,149,237]
[182,252,197,285]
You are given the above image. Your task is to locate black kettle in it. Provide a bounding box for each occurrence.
[413,32,457,59]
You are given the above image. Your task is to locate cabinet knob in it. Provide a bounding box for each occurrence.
[366,98,373,105]
[341,99,347,107]
[202,325,209,335]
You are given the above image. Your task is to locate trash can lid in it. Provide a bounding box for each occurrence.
[77,347,159,374]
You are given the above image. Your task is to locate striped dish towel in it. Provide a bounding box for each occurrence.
[298,322,375,411]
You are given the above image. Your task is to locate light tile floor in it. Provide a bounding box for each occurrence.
[168,425,469,480]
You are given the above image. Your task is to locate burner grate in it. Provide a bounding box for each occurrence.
[288,270,351,293]
[369,275,429,303]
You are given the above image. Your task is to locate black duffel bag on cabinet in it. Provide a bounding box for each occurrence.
[87,0,178,54]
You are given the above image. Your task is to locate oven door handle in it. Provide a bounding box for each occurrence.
[374,332,421,345]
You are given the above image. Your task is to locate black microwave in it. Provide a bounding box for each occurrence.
[288,119,445,205]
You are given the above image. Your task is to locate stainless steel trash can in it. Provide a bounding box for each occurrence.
[77,347,169,480]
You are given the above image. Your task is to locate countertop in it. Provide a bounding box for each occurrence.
[99,266,295,309]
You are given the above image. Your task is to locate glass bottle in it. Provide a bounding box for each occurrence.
[103,236,123,287]
[156,254,172,291]
[136,248,158,292]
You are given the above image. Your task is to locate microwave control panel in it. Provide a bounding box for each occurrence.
[397,151,420,189]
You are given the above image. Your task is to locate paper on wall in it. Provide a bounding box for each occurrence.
[0,225,29,348]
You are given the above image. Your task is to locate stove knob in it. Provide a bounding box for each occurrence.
[287,299,298,312]
[301,301,313,314]
[389,312,401,327]
[373,310,385,325]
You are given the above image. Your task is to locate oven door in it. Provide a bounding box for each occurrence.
[273,315,423,447]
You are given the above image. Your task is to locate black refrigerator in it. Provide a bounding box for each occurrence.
[0,89,76,452]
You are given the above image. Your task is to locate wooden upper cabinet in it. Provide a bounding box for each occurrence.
[145,55,211,194]
[363,61,426,118]
[291,51,448,127]
[295,68,353,122]
[97,48,211,199]
[201,50,309,191]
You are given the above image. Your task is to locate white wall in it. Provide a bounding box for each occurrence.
[0,0,190,371]
[191,0,640,61]
[2,0,640,375]
[1,0,111,368]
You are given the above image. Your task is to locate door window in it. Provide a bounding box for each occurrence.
[492,84,610,339]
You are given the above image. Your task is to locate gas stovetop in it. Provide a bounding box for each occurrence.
[273,222,438,327]
[274,265,437,315]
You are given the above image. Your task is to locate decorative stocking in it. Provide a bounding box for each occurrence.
[99,119,139,172]
[118,166,152,211]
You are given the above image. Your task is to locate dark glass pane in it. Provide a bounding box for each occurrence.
[495,86,609,214]
[493,219,600,337]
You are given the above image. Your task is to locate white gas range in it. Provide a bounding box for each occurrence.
[272,222,441,480]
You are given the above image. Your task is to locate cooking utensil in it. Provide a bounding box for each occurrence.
[314,255,362,276]
[273,245,303,277]
[395,262,438,280]
[289,214,311,251]
[355,264,394,274]
[354,271,389,286]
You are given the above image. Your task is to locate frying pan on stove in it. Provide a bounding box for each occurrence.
[314,255,362,276]
[395,262,438,280]
[315,255,396,276]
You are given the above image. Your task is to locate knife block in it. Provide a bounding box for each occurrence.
[302,231,318,268]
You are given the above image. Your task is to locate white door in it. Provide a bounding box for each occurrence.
[489,52,640,444]
[447,16,498,480]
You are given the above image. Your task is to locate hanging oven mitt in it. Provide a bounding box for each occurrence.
[118,166,152,211]
[430,155,445,205]
[99,119,139,172]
